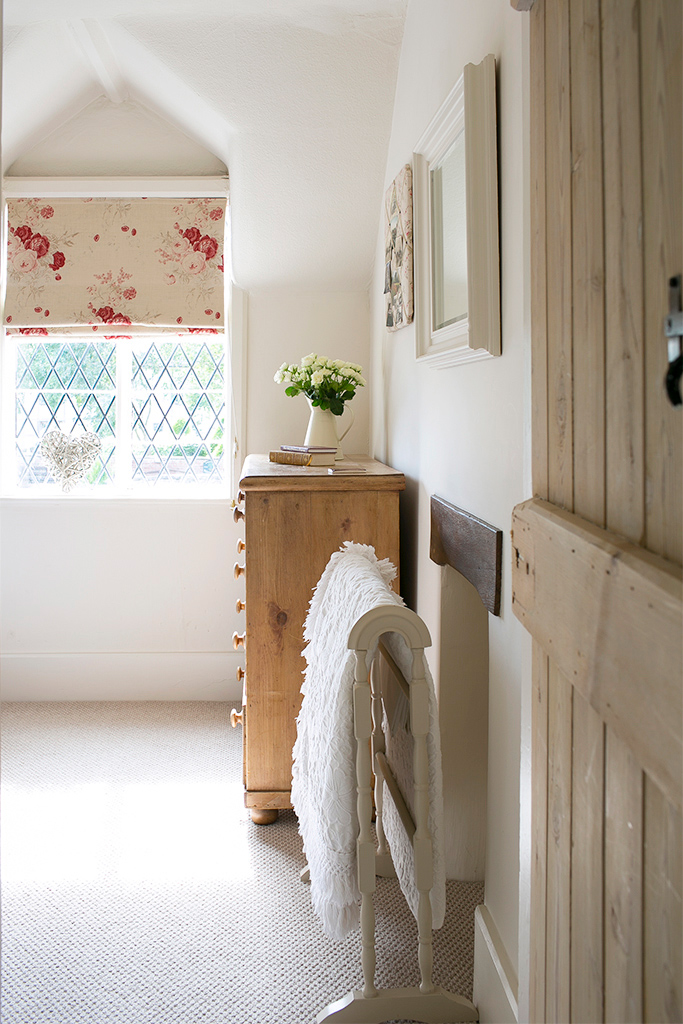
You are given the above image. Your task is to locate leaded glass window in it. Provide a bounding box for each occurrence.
[15,340,117,487]
[131,338,225,486]
[8,335,227,494]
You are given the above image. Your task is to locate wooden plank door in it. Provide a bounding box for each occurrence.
[512,1,682,1020]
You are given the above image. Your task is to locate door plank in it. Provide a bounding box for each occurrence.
[530,643,549,1023]
[570,0,605,527]
[643,776,683,1023]
[530,0,549,501]
[570,689,604,1023]
[602,0,645,543]
[525,3,682,1021]
[604,732,643,1022]
[545,663,572,1023]
[641,0,683,563]
[545,0,573,510]
[511,497,682,810]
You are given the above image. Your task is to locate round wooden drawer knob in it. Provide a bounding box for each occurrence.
[234,563,245,580]
[230,707,244,728]
[233,506,245,523]
[236,598,246,613]
[233,631,246,650]
[236,665,245,683]
[236,539,246,554]
[237,490,245,503]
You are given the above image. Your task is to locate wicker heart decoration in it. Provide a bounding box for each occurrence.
[40,431,102,492]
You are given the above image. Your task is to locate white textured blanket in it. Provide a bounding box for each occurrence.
[291,542,445,941]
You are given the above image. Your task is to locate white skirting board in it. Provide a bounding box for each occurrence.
[473,905,518,1024]
[0,652,240,701]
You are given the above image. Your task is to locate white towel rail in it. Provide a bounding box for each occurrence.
[316,604,478,1024]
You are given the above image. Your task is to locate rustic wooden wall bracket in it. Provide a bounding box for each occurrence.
[429,494,503,615]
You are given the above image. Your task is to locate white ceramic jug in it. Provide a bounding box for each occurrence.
[303,400,354,460]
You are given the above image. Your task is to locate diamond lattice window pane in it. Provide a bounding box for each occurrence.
[15,341,116,489]
[131,338,225,487]
[11,335,226,492]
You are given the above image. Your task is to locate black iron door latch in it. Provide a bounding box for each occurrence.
[665,274,682,407]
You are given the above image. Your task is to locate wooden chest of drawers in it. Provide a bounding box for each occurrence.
[234,454,404,823]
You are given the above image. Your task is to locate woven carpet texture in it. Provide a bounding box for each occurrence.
[1,701,483,1024]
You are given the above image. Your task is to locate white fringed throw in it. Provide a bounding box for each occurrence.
[291,542,446,942]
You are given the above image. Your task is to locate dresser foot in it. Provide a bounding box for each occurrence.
[250,807,279,825]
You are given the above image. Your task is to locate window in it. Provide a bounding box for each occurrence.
[9,334,226,493]
[2,191,232,496]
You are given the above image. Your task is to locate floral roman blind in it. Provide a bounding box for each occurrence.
[4,197,227,335]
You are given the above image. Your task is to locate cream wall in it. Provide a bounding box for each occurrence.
[245,289,371,458]
[369,2,530,1019]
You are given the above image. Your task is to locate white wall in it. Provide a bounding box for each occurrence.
[245,289,371,458]
[0,499,244,700]
[369,2,530,1019]
[8,95,226,177]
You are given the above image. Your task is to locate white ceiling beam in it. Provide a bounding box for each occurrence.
[68,19,129,105]
[105,21,232,167]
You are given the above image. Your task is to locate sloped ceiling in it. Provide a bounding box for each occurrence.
[2,1,407,290]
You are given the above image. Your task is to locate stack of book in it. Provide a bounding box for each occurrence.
[269,445,337,466]
[327,463,366,474]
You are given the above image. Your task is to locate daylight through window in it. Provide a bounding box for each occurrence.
[11,335,226,492]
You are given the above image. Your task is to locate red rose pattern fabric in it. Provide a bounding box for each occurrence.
[4,198,227,335]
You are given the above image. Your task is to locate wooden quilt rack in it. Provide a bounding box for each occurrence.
[315,603,478,1024]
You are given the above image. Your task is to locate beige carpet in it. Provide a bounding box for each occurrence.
[1,701,484,1024]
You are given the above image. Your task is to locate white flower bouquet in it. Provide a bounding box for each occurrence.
[274,353,365,416]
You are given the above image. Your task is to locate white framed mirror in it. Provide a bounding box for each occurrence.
[413,54,500,367]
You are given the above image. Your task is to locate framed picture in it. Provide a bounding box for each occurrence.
[384,163,413,332]
[413,54,500,367]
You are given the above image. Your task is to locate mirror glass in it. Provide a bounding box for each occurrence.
[430,128,468,332]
